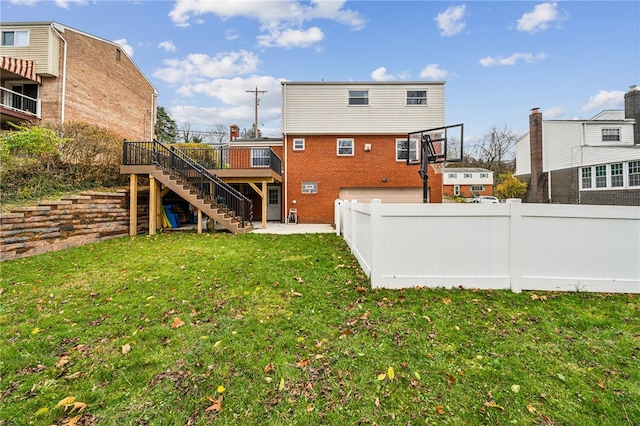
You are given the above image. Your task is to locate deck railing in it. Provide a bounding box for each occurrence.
[122,141,253,227]
[177,146,282,175]
[0,86,41,118]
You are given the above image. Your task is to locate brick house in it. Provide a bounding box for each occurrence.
[281,81,446,224]
[1,22,157,139]
[515,85,640,206]
[442,167,494,198]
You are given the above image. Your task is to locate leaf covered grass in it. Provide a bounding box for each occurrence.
[1,232,638,425]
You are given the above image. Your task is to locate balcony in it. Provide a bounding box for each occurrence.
[0,86,41,123]
[121,142,282,184]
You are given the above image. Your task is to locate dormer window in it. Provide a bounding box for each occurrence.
[602,128,620,142]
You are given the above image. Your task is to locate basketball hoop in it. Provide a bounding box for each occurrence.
[431,162,445,174]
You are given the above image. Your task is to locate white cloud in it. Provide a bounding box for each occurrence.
[479,52,546,66]
[434,5,466,37]
[153,50,260,84]
[113,39,134,57]
[371,67,395,81]
[257,27,324,48]
[542,106,565,119]
[517,2,567,33]
[158,41,177,53]
[169,0,364,48]
[419,64,449,79]
[580,90,624,112]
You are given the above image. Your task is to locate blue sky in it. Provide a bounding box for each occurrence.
[2,0,638,146]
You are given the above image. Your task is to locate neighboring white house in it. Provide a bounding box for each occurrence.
[442,167,494,198]
[515,86,640,205]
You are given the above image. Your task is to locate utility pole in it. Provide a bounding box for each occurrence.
[246,86,267,138]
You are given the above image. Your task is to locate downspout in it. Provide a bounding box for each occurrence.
[150,92,157,140]
[282,83,288,223]
[51,24,67,124]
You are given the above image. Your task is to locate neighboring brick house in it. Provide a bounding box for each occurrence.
[515,86,640,206]
[281,81,446,224]
[1,22,157,139]
[442,167,494,198]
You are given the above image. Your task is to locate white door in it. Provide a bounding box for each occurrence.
[266,186,281,221]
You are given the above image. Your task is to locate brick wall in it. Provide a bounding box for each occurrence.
[286,134,437,223]
[579,189,640,206]
[0,191,139,261]
[549,168,578,204]
[41,29,156,140]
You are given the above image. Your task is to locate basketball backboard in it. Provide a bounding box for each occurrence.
[406,123,464,165]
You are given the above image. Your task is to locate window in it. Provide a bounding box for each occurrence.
[337,138,354,156]
[116,48,122,61]
[629,161,640,187]
[454,185,460,196]
[471,185,486,191]
[602,128,620,142]
[301,182,317,194]
[293,138,305,151]
[595,165,607,188]
[251,148,269,168]
[464,173,472,178]
[480,173,489,178]
[581,167,592,189]
[1,30,29,46]
[348,90,368,105]
[611,163,623,187]
[396,139,417,161]
[406,90,427,105]
[448,173,457,178]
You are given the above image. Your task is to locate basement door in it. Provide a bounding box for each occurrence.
[266,186,281,221]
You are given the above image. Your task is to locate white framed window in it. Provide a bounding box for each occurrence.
[448,173,457,178]
[454,185,460,196]
[595,165,607,188]
[293,138,305,151]
[480,173,489,178]
[251,148,269,168]
[629,161,640,187]
[602,128,620,142]
[301,182,317,194]
[406,90,427,105]
[464,173,472,178]
[611,163,624,187]
[396,138,417,161]
[348,90,368,105]
[581,167,592,189]
[1,30,29,47]
[337,138,354,156]
[471,185,486,191]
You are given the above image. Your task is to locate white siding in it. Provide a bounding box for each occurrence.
[0,23,60,77]
[543,121,582,172]
[282,82,445,134]
[443,171,493,185]
[583,122,635,146]
[515,133,530,175]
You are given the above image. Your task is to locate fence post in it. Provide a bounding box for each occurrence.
[335,199,342,236]
[370,199,382,288]
[350,200,358,255]
[507,199,523,293]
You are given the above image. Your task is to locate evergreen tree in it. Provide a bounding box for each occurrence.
[155,106,178,142]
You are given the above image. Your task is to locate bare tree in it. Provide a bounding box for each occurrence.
[209,124,229,145]
[180,123,194,143]
[472,124,518,174]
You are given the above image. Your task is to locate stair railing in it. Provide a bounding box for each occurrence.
[123,140,253,227]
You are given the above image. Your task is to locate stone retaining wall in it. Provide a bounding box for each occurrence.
[0,191,134,261]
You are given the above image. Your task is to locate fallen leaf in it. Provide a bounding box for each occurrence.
[377,373,386,381]
[61,415,81,426]
[56,396,76,409]
[121,344,131,355]
[540,413,554,425]
[34,407,49,416]
[443,297,452,305]
[278,377,285,391]
[306,403,314,412]
[217,385,225,393]
[214,340,222,348]
[296,359,309,368]
[264,362,275,373]
[597,378,606,389]
[56,356,71,368]
[205,395,223,412]
[531,293,540,300]
[387,366,395,380]
[436,405,445,415]
[445,373,456,385]
[68,401,87,414]
[527,404,537,414]
[374,397,380,407]
[31,327,43,335]
[355,286,367,292]
[64,372,83,380]
[170,317,185,329]
[511,384,521,393]
[484,402,504,410]
[557,373,566,382]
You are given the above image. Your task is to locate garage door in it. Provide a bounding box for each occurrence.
[338,187,422,203]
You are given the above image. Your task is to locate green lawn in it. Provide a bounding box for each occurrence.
[1,232,638,425]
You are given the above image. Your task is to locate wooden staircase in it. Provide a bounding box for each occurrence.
[151,167,253,234]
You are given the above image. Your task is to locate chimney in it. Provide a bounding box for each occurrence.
[528,108,547,203]
[230,124,240,142]
[624,85,640,145]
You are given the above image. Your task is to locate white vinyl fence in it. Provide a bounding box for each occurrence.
[335,199,640,293]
